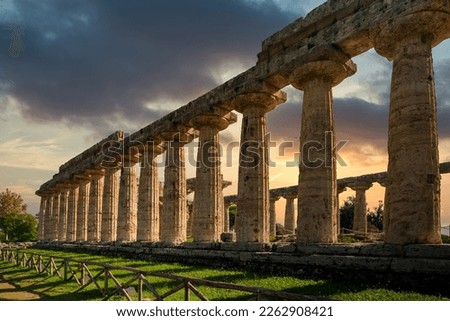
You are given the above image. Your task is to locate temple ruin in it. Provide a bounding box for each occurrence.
[36,1,450,251]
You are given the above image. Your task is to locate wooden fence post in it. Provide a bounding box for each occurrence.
[184,281,190,301]
[138,274,143,301]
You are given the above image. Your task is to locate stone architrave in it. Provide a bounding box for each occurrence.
[87,171,105,242]
[348,182,373,234]
[374,11,450,244]
[160,133,191,244]
[76,178,90,242]
[269,195,280,237]
[101,168,120,242]
[233,90,286,243]
[290,48,356,243]
[190,114,232,242]
[58,188,69,241]
[117,156,139,242]
[284,196,296,234]
[137,143,164,242]
[66,184,78,242]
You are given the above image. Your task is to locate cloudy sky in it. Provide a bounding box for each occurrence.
[1,0,449,225]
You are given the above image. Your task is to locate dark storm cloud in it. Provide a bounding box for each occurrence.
[267,97,389,148]
[0,0,298,135]
[268,93,450,162]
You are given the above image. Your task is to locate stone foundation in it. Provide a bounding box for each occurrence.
[33,241,450,296]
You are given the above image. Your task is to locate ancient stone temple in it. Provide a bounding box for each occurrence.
[36,0,450,247]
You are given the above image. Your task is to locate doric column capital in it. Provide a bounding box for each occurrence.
[74,174,92,183]
[374,11,450,60]
[189,112,237,131]
[337,186,347,194]
[269,195,281,202]
[348,181,373,192]
[158,128,197,146]
[84,170,105,182]
[283,195,297,201]
[232,90,287,114]
[290,48,356,90]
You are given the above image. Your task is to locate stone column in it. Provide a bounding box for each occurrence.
[378,178,387,233]
[290,49,356,243]
[233,91,286,243]
[161,136,188,244]
[191,115,231,242]
[76,178,90,242]
[50,192,60,241]
[336,184,347,235]
[117,156,139,242]
[44,193,53,241]
[87,171,105,242]
[58,187,69,241]
[269,195,280,237]
[349,182,372,234]
[37,195,47,241]
[223,200,232,233]
[137,143,164,242]
[284,196,296,234]
[101,168,120,242]
[66,184,78,242]
[374,11,449,244]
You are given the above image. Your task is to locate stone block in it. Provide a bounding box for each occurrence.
[359,243,402,257]
[404,244,450,259]
[295,243,362,256]
[391,258,450,274]
[274,243,297,253]
[220,232,235,243]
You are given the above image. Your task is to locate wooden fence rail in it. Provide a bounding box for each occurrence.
[0,248,329,301]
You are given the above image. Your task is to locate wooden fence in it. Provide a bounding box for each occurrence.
[0,248,329,301]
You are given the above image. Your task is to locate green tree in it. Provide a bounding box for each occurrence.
[0,212,37,242]
[339,196,354,231]
[367,201,383,231]
[228,204,237,231]
[0,188,27,216]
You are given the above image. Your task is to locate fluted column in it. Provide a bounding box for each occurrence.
[50,192,60,241]
[336,184,347,236]
[76,178,90,242]
[233,91,286,243]
[37,195,47,241]
[374,11,449,244]
[44,193,53,241]
[87,171,105,242]
[349,182,372,234]
[117,156,139,242]
[290,48,356,243]
[137,143,164,242]
[284,196,296,234]
[101,168,120,242]
[191,115,231,242]
[269,195,280,237]
[58,188,69,241]
[223,200,232,233]
[161,136,188,243]
[66,184,78,242]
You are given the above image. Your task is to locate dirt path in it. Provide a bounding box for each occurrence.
[0,278,40,300]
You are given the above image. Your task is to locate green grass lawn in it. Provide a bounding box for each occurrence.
[0,248,448,301]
